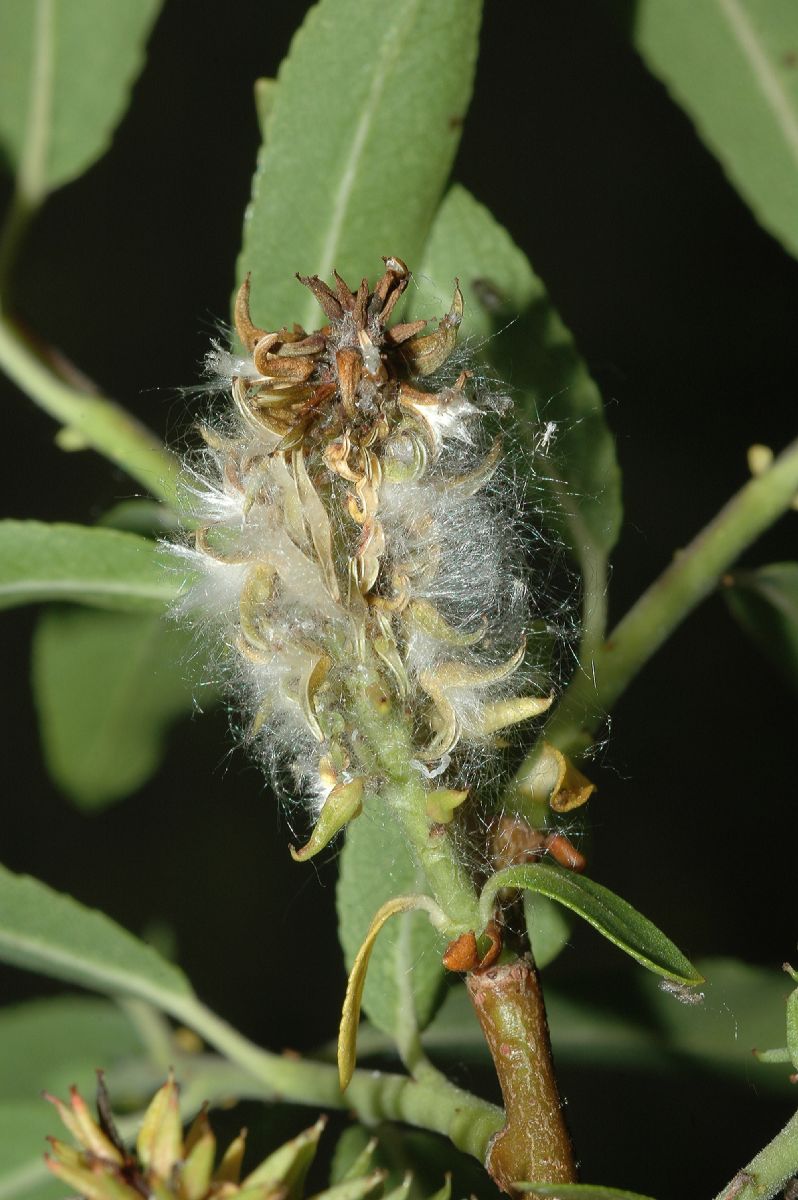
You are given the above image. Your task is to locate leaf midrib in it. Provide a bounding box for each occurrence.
[0,925,185,1008]
[298,0,421,331]
[18,0,54,203]
[714,0,798,167]
[0,578,175,605]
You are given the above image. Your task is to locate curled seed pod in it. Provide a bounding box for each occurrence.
[173,259,552,852]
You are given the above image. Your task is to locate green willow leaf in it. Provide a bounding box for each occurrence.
[254,77,277,138]
[337,798,447,1045]
[632,0,798,259]
[0,521,185,612]
[236,0,481,332]
[0,1102,63,1200]
[481,864,702,984]
[410,184,621,569]
[32,607,205,809]
[0,0,163,198]
[516,1185,656,1200]
[0,995,142,1102]
[0,863,193,1003]
[724,561,798,691]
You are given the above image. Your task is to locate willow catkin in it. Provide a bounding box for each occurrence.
[172,258,552,857]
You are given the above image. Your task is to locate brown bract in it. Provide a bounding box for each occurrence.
[232,257,463,458]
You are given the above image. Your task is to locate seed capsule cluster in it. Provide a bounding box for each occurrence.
[176,258,551,856]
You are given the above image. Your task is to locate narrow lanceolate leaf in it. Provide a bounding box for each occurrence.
[410,184,622,569]
[481,864,702,985]
[33,608,206,809]
[516,1185,657,1200]
[236,0,481,331]
[724,562,798,692]
[632,0,798,259]
[0,0,163,198]
[0,863,193,1004]
[337,799,447,1047]
[0,521,186,612]
[339,895,436,1091]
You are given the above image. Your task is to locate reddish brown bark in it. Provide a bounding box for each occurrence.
[467,957,577,1194]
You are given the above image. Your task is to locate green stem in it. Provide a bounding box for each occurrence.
[167,993,502,1161]
[711,1107,798,1200]
[117,997,175,1072]
[351,683,481,937]
[385,774,482,937]
[0,192,36,298]
[0,0,52,297]
[542,436,798,760]
[577,540,608,673]
[0,313,183,508]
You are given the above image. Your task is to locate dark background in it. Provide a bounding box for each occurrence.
[1,2,796,1195]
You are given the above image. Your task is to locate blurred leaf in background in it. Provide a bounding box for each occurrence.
[724,561,798,691]
[629,0,798,260]
[0,0,163,230]
[32,609,208,809]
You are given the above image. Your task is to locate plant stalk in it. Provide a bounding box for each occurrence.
[167,993,503,1162]
[352,683,482,937]
[712,1106,798,1200]
[0,313,183,509]
[540,436,798,761]
[467,957,577,1194]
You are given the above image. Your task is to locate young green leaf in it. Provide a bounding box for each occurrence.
[0,0,163,200]
[723,562,798,692]
[0,863,193,1005]
[243,1117,326,1199]
[0,995,142,1102]
[337,799,447,1049]
[32,607,207,809]
[329,1128,376,1186]
[480,864,702,985]
[0,521,186,612]
[410,184,622,574]
[339,895,442,1090]
[236,0,481,331]
[631,0,798,259]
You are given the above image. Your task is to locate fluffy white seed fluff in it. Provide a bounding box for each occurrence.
[171,260,554,851]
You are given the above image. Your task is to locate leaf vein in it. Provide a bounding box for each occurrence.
[715,0,798,166]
